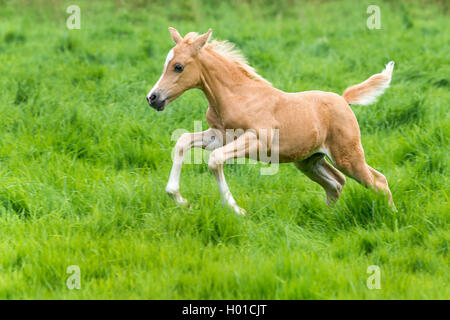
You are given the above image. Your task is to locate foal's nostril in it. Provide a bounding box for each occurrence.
[147,91,164,110]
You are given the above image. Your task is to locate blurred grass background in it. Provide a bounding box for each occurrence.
[0,0,448,299]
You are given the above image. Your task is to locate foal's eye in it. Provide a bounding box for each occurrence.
[174,63,184,73]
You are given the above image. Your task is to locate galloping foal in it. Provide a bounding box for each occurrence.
[146,28,396,215]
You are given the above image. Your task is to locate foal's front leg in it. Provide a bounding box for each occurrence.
[166,128,223,205]
[208,131,261,215]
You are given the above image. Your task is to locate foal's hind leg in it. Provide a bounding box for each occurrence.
[330,144,395,208]
[368,166,395,208]
[295,153,346,205]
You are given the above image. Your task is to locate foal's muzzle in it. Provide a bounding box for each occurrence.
[147,91,167,111]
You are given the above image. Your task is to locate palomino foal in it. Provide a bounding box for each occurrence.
[146,28,395,215]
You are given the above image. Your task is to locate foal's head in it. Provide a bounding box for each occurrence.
[146,27,212,111]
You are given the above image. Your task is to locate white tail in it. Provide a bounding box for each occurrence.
[343,61,395,105]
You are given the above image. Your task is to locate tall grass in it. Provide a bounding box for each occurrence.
[0,0,448,299]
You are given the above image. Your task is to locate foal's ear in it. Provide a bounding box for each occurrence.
[169,27,183,44]
[193,29,212,51]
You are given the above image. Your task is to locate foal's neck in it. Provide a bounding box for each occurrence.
[197,49,270,117]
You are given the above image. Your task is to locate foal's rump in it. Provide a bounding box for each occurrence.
[275,60,395,163]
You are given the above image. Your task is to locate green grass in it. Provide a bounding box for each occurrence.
[0,0,448,299]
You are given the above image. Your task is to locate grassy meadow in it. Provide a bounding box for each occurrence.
[0,0,448,299]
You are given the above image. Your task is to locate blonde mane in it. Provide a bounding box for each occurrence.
[184,32,272,86]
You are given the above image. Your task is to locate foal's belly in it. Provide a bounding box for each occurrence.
[276,129,324,163]
[273,92,333,163]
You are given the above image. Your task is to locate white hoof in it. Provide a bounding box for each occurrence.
[167,190,189,207]
[233,206,247,215]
